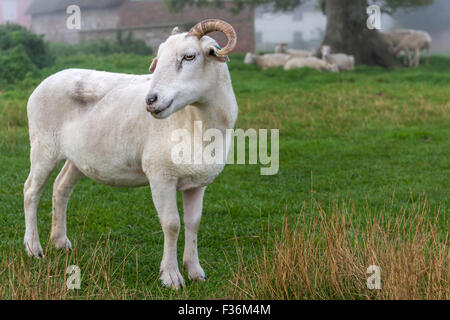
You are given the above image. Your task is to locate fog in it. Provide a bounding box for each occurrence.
[256,0,450,52]
[1,0,449,52]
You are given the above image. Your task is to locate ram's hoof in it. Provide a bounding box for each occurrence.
[160,269,185,289]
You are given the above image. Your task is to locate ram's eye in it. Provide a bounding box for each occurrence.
[184,54,196,61]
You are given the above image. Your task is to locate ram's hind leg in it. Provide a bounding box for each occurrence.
[50,161,83,250]
[24,144,59,258]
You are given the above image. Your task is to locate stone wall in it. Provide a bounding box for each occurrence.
[31,8,120,44]
[78,22,192,50]
[119,1,255,53]
[29,0,255,52]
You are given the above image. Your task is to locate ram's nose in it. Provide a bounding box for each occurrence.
[146,93,158,106]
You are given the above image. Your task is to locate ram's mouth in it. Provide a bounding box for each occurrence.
[151,100,173,118]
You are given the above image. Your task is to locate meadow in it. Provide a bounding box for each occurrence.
[0,52,448,299]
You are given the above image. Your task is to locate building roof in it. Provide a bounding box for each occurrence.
[26,0,127,15]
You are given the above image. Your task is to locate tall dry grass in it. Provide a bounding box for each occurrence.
[1,198,447,300]
[228,198,449,300]
[0,233,159,300]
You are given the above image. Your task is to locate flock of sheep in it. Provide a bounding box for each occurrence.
[244,45,353,72]
[244,28,432,72]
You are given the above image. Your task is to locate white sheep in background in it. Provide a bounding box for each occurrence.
[381,29,415,53]
[23,19,239,289]
[394,30,432,67]
[320,45,355,71]
[275,43,313,58]
[284,57,339,72]
[244,52,291,69]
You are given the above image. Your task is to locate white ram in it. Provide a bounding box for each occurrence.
[23,20,239,289]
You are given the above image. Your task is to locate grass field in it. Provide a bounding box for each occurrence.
[0,53,448,299]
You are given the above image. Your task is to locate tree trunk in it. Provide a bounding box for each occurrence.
[321,0,401,68]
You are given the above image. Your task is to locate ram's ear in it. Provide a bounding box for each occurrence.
[207,46,229,63]
[149,58,158,73]
[171,26,180,35]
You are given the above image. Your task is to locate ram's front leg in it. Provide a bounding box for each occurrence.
[149,177,184,289]
[183,187,206,281]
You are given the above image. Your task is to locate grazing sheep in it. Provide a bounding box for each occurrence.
[320,45,355,71]
[23,19,239,289]
[244,52,291,69]
[284,57,339,72]
[394,30,432,67]
[381,29,415,53]
[275,43,313,58]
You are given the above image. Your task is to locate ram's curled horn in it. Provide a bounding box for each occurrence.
[188,19,237,56]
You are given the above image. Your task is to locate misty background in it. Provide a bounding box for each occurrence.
[255,0,450,52]
[0,0,449,53]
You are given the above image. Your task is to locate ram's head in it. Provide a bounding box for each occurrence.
[145,19,237,119]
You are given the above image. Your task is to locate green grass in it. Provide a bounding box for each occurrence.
[0,53,448,299]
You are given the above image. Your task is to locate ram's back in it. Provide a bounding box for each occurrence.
[27,69,151,132]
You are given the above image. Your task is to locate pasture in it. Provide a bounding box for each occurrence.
[0,53,448,299]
